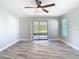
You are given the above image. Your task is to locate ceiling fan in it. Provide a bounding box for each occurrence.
[24,0,55,13]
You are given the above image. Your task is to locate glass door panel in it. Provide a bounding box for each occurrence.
[39,22,48,39]
[33,21,40,39]
[33,21,48,40]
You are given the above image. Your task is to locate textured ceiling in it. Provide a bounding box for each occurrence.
[0,0,79,17]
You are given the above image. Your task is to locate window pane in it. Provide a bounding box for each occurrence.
[62,19,67,38]
[34,21,39,25]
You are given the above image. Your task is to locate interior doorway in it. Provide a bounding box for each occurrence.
[33,21,48,40]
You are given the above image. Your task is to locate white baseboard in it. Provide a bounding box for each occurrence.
[0,40,19,52]
[61,40,79,51]
[48,39,60,41]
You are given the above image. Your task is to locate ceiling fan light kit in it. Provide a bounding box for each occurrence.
[37,8,42,11]
[24,0,55,13]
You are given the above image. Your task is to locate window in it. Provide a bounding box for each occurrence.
[62,18,67,38]
[33,21,48,40]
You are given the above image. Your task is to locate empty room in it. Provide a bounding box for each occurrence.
[0,0,79,59]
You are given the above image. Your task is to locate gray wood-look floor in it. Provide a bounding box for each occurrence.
[0,40,79,59]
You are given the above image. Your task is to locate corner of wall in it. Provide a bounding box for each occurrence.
[0,40,19,52]
[61,39,79,51]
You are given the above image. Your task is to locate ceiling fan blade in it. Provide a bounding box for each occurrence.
[42,9,49,13]
[41,3,55,8]
[25,7,36,8]
[35,0,39,6]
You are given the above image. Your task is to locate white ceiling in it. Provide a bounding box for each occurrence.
[0,0,79,17]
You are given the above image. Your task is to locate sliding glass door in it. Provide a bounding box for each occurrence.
[33,21,48,40]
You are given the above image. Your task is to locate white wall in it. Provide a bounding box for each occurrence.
[19,18,32,41]
[0,8,19,51]
[61,7,79,51]
[48,20,59,40]
[19,17,60,41]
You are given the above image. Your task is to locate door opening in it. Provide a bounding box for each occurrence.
[33,21,48,40]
